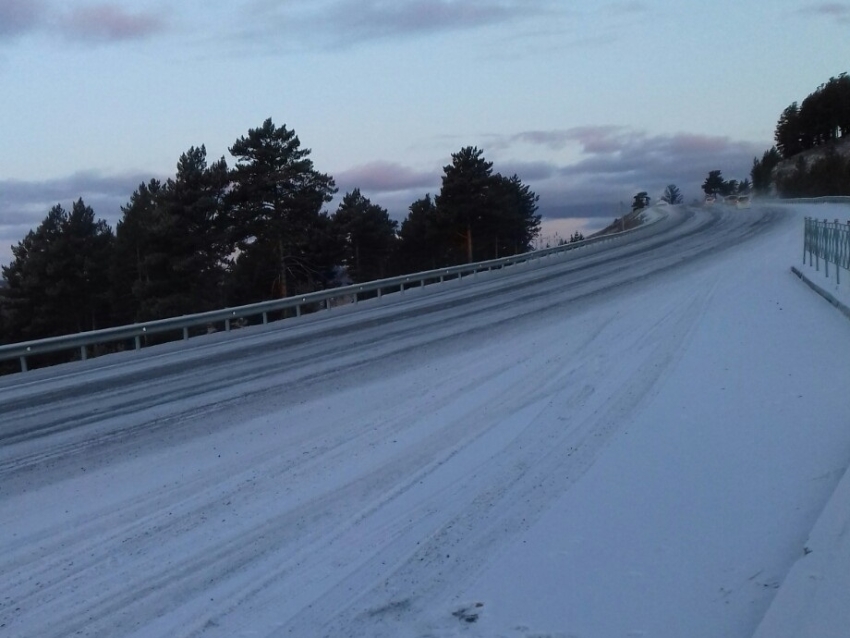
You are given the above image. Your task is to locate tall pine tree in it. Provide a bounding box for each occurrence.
[227,118,336,300]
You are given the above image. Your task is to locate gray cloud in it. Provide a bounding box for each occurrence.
[240,0,562,49]
[0,1,166,44]
[488,127,766,219]
[334,161,438,194]
[798,3,850,23]
[333,128,766,225]
[0,171,154,266]
[605,1,648,15]
[59,4,167,42]
[0,0,46,38]
[1,127,767,267]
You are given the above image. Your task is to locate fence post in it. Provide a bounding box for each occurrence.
[834,220,840,285]
[804,217,809,264]
[813,218,818,267]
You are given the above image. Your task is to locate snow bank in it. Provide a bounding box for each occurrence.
[752,463,850,638]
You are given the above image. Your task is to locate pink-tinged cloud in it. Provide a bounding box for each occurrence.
[335,161,438,193]
[59,4,166,42]
[0,0,46,38]
[799,3,850,22]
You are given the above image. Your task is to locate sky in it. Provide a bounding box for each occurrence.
[1,0,849,266]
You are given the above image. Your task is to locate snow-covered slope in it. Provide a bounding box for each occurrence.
[1,205,848,638]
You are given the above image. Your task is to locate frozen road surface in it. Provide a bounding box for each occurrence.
[2,205,849,637]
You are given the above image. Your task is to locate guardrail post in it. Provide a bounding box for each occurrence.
[80,345,87,361]
[183,327,189,340]
[262,312,268,325]
[326,298,331,310]
[135,335,141,350]
[20,356,28,373]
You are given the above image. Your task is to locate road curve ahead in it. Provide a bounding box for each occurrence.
[4,204,836,638]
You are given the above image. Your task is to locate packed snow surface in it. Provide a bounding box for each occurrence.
[1,204,849,638]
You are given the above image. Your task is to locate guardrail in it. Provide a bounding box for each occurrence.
[804,217,850,285]
[772,196,850,205]
[0,212,663,374]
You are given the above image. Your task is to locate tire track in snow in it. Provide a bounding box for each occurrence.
[0,207,791,637]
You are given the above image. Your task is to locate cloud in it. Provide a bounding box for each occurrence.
[241,0,561,49]
[0,1,166,44]
[323,0,548,42]
[507,127,636,153]
[0,0,47,38]
[489,127,765,218]
[0,171,153,266]
[0,127,767,266]
[334,161,438,194]
[59,4,166,42]
[798,3,850,23]
[329,127,765,225]
[605,2,648,15]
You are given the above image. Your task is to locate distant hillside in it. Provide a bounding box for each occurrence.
[593,206,648,237]
[772,136,850,182]
[771,135,850,197]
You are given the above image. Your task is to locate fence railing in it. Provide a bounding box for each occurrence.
[777,196,850,205]
[804,217,850,284]
[0,213,664,374]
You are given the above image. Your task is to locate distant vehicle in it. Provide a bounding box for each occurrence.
[724,195,739,205]
[736,195,751,209]
[704,196,716,206]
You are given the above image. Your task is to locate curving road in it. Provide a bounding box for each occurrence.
[4,204,838,638]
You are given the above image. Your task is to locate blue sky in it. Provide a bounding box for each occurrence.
[1,0,848,265]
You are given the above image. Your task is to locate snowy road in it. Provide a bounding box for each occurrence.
[2,205,849,638]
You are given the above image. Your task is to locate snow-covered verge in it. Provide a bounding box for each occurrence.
[453,203,850,638]
[1,205,849,638]
[752,462,850,638]
[749,203,850,638]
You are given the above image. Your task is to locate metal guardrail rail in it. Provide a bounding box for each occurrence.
[804,217,850,285]
[772,196,850,205]
[0,211,664,374]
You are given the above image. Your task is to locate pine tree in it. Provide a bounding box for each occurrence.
[331,189,398,283]
[227,118,336,299]
[2,200,114,343]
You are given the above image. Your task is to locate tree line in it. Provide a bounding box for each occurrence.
[1,119,540,348]
[774,74,850,159]
[750,72,850,196]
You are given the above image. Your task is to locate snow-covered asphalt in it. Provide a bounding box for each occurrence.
[1,204,849,638]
